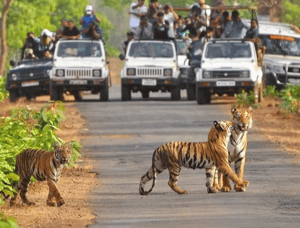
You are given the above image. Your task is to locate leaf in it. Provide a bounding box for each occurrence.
[5,173,19,182]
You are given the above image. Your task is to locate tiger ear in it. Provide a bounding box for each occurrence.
[231,107,236,114]
[213,120,219,127]
[54,142,59,149]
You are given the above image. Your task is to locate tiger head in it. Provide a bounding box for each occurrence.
[211,120,234,146]
[53,142,73,165]
[231,107,253,132]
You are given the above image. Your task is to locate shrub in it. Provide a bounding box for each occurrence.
[234,90,259,109]
[0,77,9,103]
[263,85,280,98]
[279,85,300,114]
[0,212,19,228]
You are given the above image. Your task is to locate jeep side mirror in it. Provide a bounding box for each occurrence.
[10,60,16,67]
[119,54,125,61]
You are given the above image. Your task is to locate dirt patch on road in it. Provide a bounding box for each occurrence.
[0,95,97,228]
[109,57,124,85]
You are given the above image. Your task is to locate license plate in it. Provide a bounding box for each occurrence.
[70,80,87,85]
[216,81,236,86]
[142,79,157,86]
[21,81,39,87]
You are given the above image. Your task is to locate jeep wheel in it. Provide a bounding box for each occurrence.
[171,86,181,101]
[73,91,82,101]
[100,86,109,101]
[186,83,196,100]
[121,84,131,101]
[197,88,210,105]
[9,90,19,102]
[142,91,149,99]
[51,86,63,101]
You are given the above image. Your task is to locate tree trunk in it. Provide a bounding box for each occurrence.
[0,0,14,76]
[258,0,282,22]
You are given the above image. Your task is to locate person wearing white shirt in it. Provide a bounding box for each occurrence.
[162,4,179,39]
[189,0,211,26]
[129,0,148,32]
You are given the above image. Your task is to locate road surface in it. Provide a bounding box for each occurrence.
[76,86,300,228]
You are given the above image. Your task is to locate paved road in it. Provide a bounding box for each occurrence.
[76,86,300,228]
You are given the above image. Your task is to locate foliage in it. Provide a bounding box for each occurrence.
[0,212,19,228]
[263,85,280,98]
[279,85,300,114]
[282,0,300,28]
[0,101,81,205]
[234,89,259,109]
[0,77,9,103]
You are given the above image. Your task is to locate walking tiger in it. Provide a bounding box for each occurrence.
[139,120,249,195]
[10,142,73,207]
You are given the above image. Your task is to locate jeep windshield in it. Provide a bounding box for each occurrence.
[176,40,191,55]
[56,42,102,57]
[259,35,300,56]
[128,42,174,58]
[205,42,252,59]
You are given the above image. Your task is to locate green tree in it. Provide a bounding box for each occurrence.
[282,0,300,27]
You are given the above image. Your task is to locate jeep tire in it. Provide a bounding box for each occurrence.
[186,83,196,100]
[171,86,181,101]
[100,85,109,101]
[51,86,63,101]
[121,84,131,101]
[142,91,149,99]
[9,89,19,102]
[73,91,82,101]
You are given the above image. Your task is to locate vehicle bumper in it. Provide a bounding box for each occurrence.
[6,79,50,95]
[51,78,108,90]
[122,78,178,92]
[196,80,256,94]
[264,72,300,90]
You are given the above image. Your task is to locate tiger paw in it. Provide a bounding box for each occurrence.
[47,201,56,207]
[221,186,231,192]
[178,190,188,194]
[57,200,65,207]
[25,201,35,206]
[207,187,218,194]
[234,185,246,192]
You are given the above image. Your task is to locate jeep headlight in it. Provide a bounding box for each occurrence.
[203,71,211,78]
[11,73,17,81]
[56,69,65,77]
[240,71,249,78]
[127,68,136,76]
[164,69,172,77]
[93,69,101,77]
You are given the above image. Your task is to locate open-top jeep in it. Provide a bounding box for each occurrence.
[51,39,110,101]
[6,59,52,102]
[195,39,263,105]
[119,39,180,101]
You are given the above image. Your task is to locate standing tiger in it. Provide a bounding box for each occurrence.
[139,120,249,195]
[209,107,253,192]
[10,142,73,207]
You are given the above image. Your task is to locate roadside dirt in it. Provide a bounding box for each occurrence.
[0,95,97,228]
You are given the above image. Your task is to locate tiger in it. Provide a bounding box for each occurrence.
[209,107,253,192]
[10,142,73,207]
[139,120,249,195]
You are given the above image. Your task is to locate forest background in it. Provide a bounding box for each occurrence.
[0,0,300,75]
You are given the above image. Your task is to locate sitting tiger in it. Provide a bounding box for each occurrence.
[139,120,249,195]
[209,107,252,192]
[10,142,73,207]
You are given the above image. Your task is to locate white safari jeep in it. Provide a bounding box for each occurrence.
[119,40,180,101]
[195,39,263,105]
[51,39,110,101]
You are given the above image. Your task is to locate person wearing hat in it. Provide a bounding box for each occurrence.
[153,12,170,40]
[134,15,153,40]
[39,29,56,57]
[80,5,101,38]
[129,0,148,32]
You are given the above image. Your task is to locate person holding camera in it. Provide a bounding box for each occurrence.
[221,10,249,39]
[147,0,161,25]
[82,21,103,40]
[162,4,179,39]
[39,29,56,57]
[134,16,153,40]
[21,32,41,60]
[80,5,101,38]
[153,12,170,40]
[129,0,148,32]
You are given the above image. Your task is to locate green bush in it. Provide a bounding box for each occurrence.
[0,77,9,103]
[279,85,300,114]
[234,90,259,109]
[263,85,280,98]
[0,101,81,204]
[0,212,19,228]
